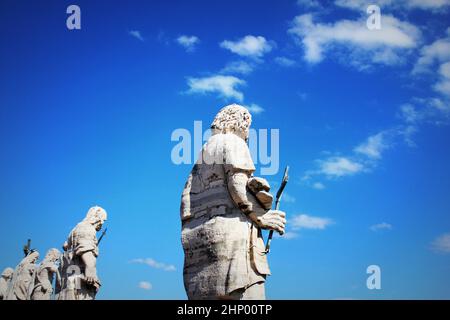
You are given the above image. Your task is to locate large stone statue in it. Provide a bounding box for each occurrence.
[30,248,61,300]
[6,251,39,300]
[57,206,107,300]
[181,104,286,300]
[0,267,14,300]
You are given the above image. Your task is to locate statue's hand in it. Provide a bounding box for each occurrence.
[84,267,98,287]
[257,210,286,235]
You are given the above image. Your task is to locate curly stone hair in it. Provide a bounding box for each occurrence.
[83,206,107,224]
[43,248,61,262]
[210,104,252,140]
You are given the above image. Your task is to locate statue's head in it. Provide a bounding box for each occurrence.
[23,251,39,265]
[84,206,108,231]
[211,104,252,141]
[44,248,61,262]
[1,267,14,280]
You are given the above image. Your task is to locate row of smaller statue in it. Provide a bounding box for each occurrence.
[0,206,107,300]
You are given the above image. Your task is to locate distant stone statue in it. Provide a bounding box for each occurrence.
[0,267,14,300]
[181,104,286,300]
[30,248,61,300]
[57,206,107,300]
[6,251,39,300]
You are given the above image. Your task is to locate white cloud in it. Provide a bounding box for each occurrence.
[335,0,392,10]
[398,97,450,129]
[245,103,264,115]
[278,231,299,239]
[413,34,450,74]
[221,60,254,75]
[282,192,296,203]
[318,156,364,177]
[289,14,421,67]
[370,222,393,231]
[434,61,450,97]
[220,35,274,59]
[275,56,297,67]
[138,281,152,290]
[335,0,450,10]
[431,233,450,253]
[399,104,420,123]
[186,75,246,101]
[130,258,176,271]
[312,182,326,190]
[354,132,389,159]
[129,30,144,42]
[176,35,200,52]
[297,0,323,8]
[404,0,450,10]
[291,214,334,230]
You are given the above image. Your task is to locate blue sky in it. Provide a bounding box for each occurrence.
[0,0,449,299]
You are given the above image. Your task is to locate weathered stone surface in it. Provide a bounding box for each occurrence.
[31,248,61,300]
[57,206,107,300]
[181,104,286,300]
[0,267,14,300]
[247,177,270,193]
[7,251,39,300]
[255,190,273,210]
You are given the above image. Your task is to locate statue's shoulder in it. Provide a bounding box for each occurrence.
[72,221,96,238]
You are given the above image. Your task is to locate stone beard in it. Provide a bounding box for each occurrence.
[181,104,285,300]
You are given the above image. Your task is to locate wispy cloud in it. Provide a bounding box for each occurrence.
[434,61,450,98]
[129,30,144,42]
[220,60,255,75]
[176,35,200,52]
[245,103,264,115]
[130,258,176,272]
[335,0,450,11]
[354,132,390,159]
[431,233,450,253]
[303,129,395,183]
[413,31,450,74]
[138,281,152,290]
[289,14,421,69]
[291,214,334,230]
[220,35,274,59]
[318,156,364,178]
[297,0,323,9]
[370,222,393,232]
[275,56,297,67]
[281,192,296,203]
[312,182,326,190]
[277,231,299,239]
[186,75,246,101]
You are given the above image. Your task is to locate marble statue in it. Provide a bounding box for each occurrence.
[0,267,14,300]
[6,251,39,300]
[181,104,286,300]
[57,206,107,300]
[30,248,61,300]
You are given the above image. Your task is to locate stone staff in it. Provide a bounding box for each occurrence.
[265,166,289,253]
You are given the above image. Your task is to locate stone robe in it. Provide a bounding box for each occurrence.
[0,269,13,300]
[181,133,270,299]
[8,260,36,300]
[31,261,58,300]
[58,221,99,300]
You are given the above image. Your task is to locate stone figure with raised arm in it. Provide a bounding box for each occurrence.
[57,206,107,300]
[30,248,61,300]
[181,104,286,300]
